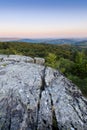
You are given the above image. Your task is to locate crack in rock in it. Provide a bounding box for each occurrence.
[36,66,47,130]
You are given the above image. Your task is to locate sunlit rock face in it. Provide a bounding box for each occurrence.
[0,55,87,130]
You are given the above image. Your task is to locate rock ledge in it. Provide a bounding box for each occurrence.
[0,55,87,130]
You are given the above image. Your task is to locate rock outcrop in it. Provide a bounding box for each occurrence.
[0,55,87,130]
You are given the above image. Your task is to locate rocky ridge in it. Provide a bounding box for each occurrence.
[0,55,87,130]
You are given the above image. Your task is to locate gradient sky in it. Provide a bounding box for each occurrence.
[0,0,87,38]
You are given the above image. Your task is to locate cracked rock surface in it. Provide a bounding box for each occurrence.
[0,55,87,130]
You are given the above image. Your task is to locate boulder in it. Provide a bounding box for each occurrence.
[34,57,45,65]
[2,55,34,63]
[0,55,87,130]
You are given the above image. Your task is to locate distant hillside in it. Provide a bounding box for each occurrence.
[0,38,87,47]
[12,38,87,47]
[18,38,87,45]
[0,38,20,42]
[74,41,87,48]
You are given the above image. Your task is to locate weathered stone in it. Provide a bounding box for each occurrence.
[0,55,7,61]
[0,55,87,130]
[34,57,45,65]
[37,89,52,130]
[4,55,34,63]
[45,67,87,130]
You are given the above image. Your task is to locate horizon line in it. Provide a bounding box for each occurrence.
[0,37,87,40]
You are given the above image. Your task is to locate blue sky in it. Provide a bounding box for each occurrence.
[0,0,87,38]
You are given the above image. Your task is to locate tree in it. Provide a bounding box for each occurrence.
[73,51,87,78]
[57,58,74,74]
[46,53,57,68]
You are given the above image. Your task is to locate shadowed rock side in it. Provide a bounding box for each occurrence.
[0,55,87,130]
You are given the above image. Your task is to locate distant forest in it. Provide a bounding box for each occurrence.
[0,42,87,97]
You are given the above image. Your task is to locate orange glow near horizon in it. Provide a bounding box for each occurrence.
[0,29,87,38]
[0,18,87,38]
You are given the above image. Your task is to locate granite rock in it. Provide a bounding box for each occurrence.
[0,55,87,130]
